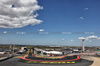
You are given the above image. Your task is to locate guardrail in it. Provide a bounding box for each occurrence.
[0,53,14,61]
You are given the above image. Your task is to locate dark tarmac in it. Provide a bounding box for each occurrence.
[0,57,93,66]
[0,51,94,66]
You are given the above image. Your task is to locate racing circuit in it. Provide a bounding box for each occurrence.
[19,49,93,65]
[1,49,99,66]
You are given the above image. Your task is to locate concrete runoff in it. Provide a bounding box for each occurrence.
[80,55,100,66]
[90,57,100,66]
[80,56,94,61]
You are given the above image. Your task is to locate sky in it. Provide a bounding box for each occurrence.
[0,0,100,46]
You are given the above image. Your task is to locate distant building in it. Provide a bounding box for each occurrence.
[34,48,62,56]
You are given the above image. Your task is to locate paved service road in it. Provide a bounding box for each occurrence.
[0,57,93,66]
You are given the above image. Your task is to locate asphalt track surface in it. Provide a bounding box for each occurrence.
[0,52,94,66]
[0,57,93,66]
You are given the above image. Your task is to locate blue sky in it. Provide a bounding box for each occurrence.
[0,0,100,46]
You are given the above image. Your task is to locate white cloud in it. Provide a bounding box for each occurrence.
[78,37,85,40]
[84,8,88,10]
[86,35,98,39]
[70,39,74,42]
[16,32,26,34]
[0,0,43,28]
[3,31,7,34]
[38,29,44,32]
[61,38,64,40]
[79,35,100,40]
[97,37,100,40]
[89,40,92,42]
[50,41,53,43]
[80,16,84,20]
